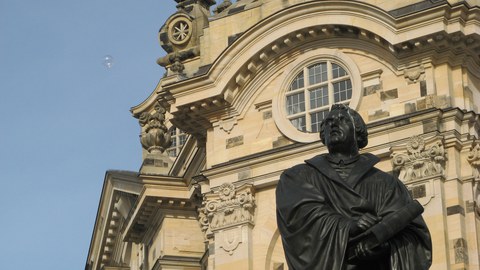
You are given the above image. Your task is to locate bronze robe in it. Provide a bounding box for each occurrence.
[276,153,432,270]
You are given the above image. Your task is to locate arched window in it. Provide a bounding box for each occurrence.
[286,61,352,132]
[272,49,361,143]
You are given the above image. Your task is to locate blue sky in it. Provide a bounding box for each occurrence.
[0,1,177,268]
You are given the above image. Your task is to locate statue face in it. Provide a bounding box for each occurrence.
[323,109,356,149]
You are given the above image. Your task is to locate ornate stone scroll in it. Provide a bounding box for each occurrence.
[198,183,255,236]
[391,135,446,182]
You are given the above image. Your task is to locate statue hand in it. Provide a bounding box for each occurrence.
[354,241,390,261]
[350,213,381,236]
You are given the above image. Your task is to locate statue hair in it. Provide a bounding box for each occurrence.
[319,104,368,149]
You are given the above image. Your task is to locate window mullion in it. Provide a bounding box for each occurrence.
[285,60,353,134]
[327,61,335,105]
[305,88,311,132]
[302,67,310,132]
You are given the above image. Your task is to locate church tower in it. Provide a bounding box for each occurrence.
[87,1,480,269]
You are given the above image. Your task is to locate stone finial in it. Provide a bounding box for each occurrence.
[391,136,446,181]
[198,183,255,237]
[139,103,172,154]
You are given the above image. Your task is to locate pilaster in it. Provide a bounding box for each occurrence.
[466,142,480,269]
[391,134,449,269]
[198,183,256,269]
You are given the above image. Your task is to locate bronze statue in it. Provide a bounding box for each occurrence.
[276,104,432,270]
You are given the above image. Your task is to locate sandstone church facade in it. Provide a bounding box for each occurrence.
[86,1,480,269]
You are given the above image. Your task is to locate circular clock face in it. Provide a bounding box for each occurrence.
[168,16,193,45]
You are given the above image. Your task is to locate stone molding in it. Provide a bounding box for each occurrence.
[198,183,255,236]
[391,135,446,182]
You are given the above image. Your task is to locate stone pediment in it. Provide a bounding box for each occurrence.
[86,171,142,270]
[122,176,201,243]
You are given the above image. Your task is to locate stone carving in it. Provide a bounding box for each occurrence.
[169,56,185,74]
[404,66,425,84]
[218,117,237,134]
[391,136,446,182]
[198,183,255,235]
[454,238,469,264]
[139,102,172,154]
[157,1,214,74]
[467,143,480,215]
[218,227,243,255]
[214,0,232,14]
[169,18,191,44]
[467,143,480,178]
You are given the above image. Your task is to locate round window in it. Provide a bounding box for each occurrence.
[167,16,193,45]
[286,61,352,132]
[272,49,361,143]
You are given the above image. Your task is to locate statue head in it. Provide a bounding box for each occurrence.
[320,104,368,151]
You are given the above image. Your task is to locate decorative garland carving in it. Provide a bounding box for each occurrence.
[138,102,172,154]
[391,136,446,182]
[198,183,255,236]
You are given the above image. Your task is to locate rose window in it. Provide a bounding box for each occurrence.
[172,21,190,42]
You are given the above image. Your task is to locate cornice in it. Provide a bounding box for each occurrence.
[204,108,479,182]
[130,80,162,118]
[122,177,200,243]
[156,1,479,137]
[86,171,141,270]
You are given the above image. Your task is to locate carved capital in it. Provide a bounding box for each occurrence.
[198,183,255,236]
[391,135,446,182]
[139,102,172,154]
